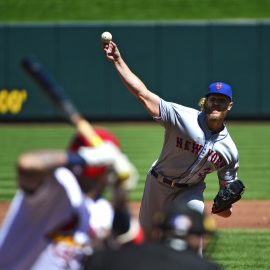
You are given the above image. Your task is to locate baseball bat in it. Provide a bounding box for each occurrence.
[21,55,103,147]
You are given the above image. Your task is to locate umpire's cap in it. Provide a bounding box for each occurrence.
[68,128,120,178]
[153,202,216,237]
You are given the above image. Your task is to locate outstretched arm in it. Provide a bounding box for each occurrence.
[103,41,160,118]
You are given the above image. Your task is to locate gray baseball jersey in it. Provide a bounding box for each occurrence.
[153,98,239,184]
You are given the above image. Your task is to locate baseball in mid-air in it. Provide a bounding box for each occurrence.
[101,31,112,43]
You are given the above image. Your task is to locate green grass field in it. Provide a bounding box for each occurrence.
[1,122,270,201]
[206,230,270,270]
[0,122,270,270]
[1,0,270,21]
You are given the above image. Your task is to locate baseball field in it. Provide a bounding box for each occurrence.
[0,122,270,269]
[1,0,270,269]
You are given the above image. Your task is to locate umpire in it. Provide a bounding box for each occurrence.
[83,202,221,270]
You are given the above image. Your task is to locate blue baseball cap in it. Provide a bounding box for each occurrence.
[206,82,232,101]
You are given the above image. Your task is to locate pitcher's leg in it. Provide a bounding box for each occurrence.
[139,173,173,235]
[173,182,206,255]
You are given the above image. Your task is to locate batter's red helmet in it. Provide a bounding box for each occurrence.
[68,128,121,178]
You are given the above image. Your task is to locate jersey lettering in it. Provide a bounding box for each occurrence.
[205,148,214,159]
[184,140,191,150]
[176,137,183,148]
[176,136,226,169]
[191,142,203,154]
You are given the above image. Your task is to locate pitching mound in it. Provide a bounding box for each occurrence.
[129,200,270,229]
[1,200,270,229]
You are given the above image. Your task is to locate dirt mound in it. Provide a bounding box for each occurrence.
[1,200,270,229]
[129,200,270,229]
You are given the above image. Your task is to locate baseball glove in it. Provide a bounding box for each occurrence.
[212,180,245,214]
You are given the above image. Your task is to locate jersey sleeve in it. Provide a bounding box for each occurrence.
[217,156,239,182]
[153,98,193,128]
[153,98,175,126]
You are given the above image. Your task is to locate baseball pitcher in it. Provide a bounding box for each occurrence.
[102,40,245,242]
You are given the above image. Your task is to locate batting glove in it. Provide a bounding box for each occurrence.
[77,141,120,166]
[112,153,139,191]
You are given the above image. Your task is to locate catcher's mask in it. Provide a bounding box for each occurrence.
[153,202,216,237]
[68,128,120,178]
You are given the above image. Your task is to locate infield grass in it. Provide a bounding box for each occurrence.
[0,121,270,201]
[206,230,270,270]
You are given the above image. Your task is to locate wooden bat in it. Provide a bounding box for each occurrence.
[21,55,103,147]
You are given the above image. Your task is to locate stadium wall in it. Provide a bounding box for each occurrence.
[1,21,270,121]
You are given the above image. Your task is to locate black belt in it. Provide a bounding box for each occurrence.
[150,169,189,188]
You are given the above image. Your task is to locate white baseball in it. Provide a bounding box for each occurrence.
[101,31,112,43]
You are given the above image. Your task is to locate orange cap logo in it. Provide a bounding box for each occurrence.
[216,82,222,90]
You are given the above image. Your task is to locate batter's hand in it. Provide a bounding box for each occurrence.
[78,142,119,166]
[103,41,121,63]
